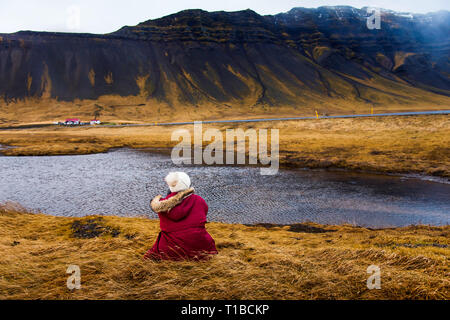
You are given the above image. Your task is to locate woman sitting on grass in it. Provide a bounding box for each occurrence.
[144,172,218,261]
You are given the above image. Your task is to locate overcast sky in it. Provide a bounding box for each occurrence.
[0,0,449,34]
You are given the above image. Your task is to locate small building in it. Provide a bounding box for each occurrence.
[90,119,101,125]
[65,118,80,125]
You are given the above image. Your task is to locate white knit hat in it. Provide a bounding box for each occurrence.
[165,172,191,193]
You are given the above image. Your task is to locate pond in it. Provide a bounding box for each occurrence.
[0,148,449,227]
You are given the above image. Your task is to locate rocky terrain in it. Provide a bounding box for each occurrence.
[0,6,449,120]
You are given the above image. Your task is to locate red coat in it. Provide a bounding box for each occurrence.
[144,190,218,261]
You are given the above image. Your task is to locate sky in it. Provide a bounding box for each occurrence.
[0,0,448,34]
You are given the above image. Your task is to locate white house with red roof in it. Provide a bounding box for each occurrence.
[65,118,80,125]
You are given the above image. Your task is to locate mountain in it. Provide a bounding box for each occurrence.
[0,6,449,123]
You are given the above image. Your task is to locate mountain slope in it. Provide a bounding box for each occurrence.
[0,6,449,123]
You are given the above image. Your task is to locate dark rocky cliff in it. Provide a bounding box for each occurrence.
[0,6,449,108]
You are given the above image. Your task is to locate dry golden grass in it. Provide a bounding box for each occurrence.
[273,114,450,177]
[0,203,448,300]
[0,114,448,177]
[0,84,449,126]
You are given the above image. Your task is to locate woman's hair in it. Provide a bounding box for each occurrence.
[165,172,191,193]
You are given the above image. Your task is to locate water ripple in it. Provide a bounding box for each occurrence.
[0,148,449,228]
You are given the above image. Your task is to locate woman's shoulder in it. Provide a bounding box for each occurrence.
[190,193,204,200]
[160,189,205,206]
[190,194,207,207]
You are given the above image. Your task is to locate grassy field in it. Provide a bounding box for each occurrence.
[1,88,449,126]
[0,203,448,300]
[0,114,449,177]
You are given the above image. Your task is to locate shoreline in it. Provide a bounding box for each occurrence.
[0,114,448,178]
[7,202,450,230]
[1,144,449,184]
[1,204,448,299]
